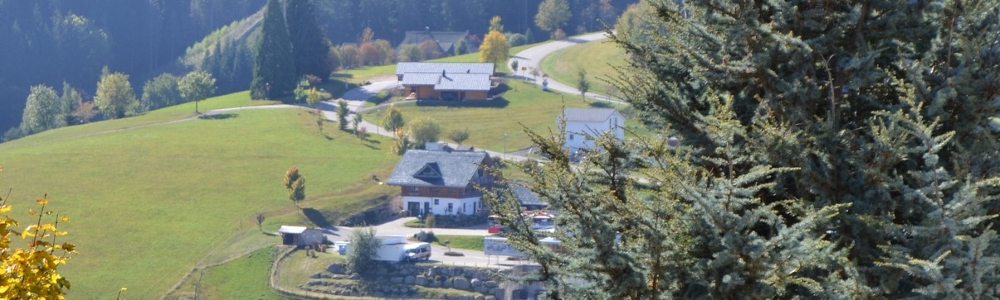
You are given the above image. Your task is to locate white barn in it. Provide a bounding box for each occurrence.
[559,108,625,151]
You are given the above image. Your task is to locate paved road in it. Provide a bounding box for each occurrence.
[507,32,628,105]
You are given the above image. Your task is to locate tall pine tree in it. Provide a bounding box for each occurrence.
[489,0,1000,298]
[287,0,332,79]
[251,0,297,100]
[607,0,1000,297]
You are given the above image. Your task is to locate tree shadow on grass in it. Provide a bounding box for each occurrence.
[199,113,239,120]
[302,207,335,228]
[588,101,613,108]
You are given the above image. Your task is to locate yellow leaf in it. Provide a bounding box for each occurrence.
[121,287,127,292]
[60,216,69,222]
[21,225,35,239]
[37,198,49,205]
[29,208,37,215]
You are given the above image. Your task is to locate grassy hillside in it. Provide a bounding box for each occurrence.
[540,40,627,98]
[0,94,400,298]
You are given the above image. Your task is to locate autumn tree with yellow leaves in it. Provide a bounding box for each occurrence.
[0,166,76,299]
[478,16,509,66]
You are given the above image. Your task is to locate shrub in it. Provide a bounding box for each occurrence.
[506,33,528,47]
[346,226,380,276]
[424,213,436,229]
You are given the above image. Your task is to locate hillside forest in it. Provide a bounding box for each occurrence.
[0,0,633,140]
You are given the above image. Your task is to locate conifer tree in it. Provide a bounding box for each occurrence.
[490,0,1000,297]
[612,0,1000,296]
[486,97,849,299]
[287,0,332,79]
[251,0,296,100]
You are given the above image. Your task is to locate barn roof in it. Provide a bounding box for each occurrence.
[396,62,495,76]
[400,72,492,91]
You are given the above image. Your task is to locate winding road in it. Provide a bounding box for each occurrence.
[505,31,626,105]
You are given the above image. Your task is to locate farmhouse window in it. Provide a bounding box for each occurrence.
[432,187,439,193]
[569,134,574,140]
[434,199,440,205]
[410,187,419,193]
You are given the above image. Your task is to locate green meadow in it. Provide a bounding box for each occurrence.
[540,39,628,98]
[362,79,593,152]
[0,94,400,299]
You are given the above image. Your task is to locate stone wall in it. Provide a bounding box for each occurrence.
[303,261,527,299]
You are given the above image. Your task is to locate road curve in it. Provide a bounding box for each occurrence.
[506,32,627,105]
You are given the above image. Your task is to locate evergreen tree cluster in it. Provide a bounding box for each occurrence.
[201,41,254,96]
[0,0,263,136]
[487,0,1000,298]
[251,0,330,100]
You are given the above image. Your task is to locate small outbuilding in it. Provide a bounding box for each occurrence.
[278,225,324,247]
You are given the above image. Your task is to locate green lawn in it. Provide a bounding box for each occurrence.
[275,248,345,290]
[431,235,485,252]
[0,95,401,298]
[195,246,290,300]
[363,79,591,152]
[540,40,628,98]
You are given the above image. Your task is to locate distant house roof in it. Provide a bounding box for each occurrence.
[400,73,442,85]
[435,73,492,91]
[560,108,621,123]
[400,30,469,53]
[396,62,495,76]
[387,150,489,188]
[510,182,547,207]
[278,225,307,234]
[398,63,494,91]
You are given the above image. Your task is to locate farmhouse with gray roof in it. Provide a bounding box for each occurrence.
[387,149,497,216]
[395,62,495,101]
[559,108,625,151]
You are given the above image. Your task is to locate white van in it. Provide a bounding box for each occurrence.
[403,242,432,261]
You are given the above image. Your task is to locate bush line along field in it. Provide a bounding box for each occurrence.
[0,94,399,299]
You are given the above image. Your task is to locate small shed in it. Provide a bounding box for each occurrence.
[278,225,324,247]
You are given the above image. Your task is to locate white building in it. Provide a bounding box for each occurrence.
[386,149,498,216]
[559,108,625,151]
